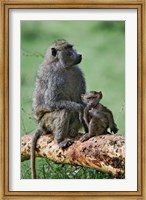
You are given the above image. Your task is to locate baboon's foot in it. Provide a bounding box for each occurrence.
[59,138,74,148]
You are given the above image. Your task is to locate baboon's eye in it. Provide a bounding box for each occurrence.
[87,97,94,100]
[67,51,73,56]
[51,48,57,56]
[98,91,103,98]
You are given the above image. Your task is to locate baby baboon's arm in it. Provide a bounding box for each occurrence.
[83,106,91,126]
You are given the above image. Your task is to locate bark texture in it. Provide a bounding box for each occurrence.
[21,134,125,178]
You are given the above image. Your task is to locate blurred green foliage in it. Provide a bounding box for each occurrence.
[21,20,125,179]
[21,159,113,179]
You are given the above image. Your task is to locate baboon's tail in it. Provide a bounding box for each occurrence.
[31,129,42,179]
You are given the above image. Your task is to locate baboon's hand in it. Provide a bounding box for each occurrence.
[75,103,84,112]
[86,103,93,111]
[84,104,92,114]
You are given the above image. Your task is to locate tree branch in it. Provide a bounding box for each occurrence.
[21,134,125,178]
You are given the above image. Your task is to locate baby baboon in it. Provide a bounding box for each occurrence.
[31,39,86,178]
[80,91,118,142]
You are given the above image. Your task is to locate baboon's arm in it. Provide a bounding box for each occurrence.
[47,100,83,112]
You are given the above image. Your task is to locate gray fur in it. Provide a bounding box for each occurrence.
[31,40,86,178]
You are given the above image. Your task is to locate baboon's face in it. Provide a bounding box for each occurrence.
[81,91,103,107]
[51,46,82,68]
[82,95,98,107]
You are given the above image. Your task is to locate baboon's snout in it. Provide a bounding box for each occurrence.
[78,54,82,63]
[79,54,82,59]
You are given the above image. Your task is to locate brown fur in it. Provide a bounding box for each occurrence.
[80,91,118,142]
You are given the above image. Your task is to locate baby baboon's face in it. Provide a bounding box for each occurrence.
[81,91,103,107]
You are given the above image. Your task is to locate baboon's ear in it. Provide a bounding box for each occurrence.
[51,48,57,56]
[99,91,103,99]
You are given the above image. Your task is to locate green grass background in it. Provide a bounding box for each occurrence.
[21,21,125,179]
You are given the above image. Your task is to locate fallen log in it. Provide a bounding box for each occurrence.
[21,134,125,178]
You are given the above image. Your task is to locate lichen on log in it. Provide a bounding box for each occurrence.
[21,134,125,178]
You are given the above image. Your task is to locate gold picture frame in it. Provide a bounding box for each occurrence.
[0,0,146,199]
